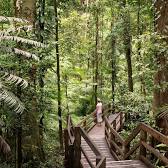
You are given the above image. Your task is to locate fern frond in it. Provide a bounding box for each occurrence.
[14,48,39,61]
[0,87,25,113]
[1,71,28,89]
[0,136,11,156]
[0,35,46,48]
[0,16,29,24]
[0,46,39,61]
[0,25,33,36]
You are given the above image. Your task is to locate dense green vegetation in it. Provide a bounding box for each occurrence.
[0,0,168,167]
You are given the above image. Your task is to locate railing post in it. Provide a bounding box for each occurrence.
[140,130,147,158]
[105,119,107,137]
[113,120,116,131]
[74,127,81,168]
[84,120,87,131]
[110,130,116,152]
[69,145,74,168]
[124,143,130,159]
[64,129,74,168]
[120,112,123,130]
[64,129,69,168]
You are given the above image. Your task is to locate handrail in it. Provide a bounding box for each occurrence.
[104,112,125,160]
[139,123,168,145]
[104,117,124,145]
[67,115,74,144]
[65,115,106,168]
[105,111,168,167]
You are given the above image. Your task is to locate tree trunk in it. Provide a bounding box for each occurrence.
[54,0,63,148]
[153,1,168,137]
[137,0,146,97]
[153,0,168,112]
[15,0,36,23]
[94,7,99,106]
[14,1,43,166]
[122,0,133,92]
[111,36,116,113]
[37,0,46,161]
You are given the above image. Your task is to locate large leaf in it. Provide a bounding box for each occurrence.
[0,35,46,48]
[1,71,28,89]
[0,25,33,36]
[0,46,39,61]
[0,16,29,24]
[0,87,25,113]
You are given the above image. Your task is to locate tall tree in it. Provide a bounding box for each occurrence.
[137,0,146,96]
[153,0,168,134]
[37,0,46,161]
[122,0,134,92]
[54,0,63,148]
[94,5,99,105]
[14,0,36,23]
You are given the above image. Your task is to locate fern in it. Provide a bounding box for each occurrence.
[0,46,39,61]
[0,25,33,36]
[0,15,46,113]
[1,71,28,89]
[0,86,25,113]
[0,16,29,24]
[0,35,46,47]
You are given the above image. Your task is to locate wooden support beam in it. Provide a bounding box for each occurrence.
[74,127,81,168]
[140,130,147,157]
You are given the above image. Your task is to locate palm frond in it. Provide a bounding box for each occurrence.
[0,136,11,156]
[0,16,29,24]
[0,35,46,48]
[1,71,28,89]
[0,25,33,36]
[0,46,39,61]
[0,87,25,113]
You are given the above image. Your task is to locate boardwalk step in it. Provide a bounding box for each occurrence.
[82,160,147,168]
[106,160,148,168]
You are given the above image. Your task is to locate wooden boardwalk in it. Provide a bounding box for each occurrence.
[81,114,147,168]
[65,110,168,168]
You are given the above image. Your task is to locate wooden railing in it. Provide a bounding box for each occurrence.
[64,115,106,168]
[64,115,75,168]
[105,114,168,167]
[105,112,125,160]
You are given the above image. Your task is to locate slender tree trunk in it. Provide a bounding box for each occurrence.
[123,0,133,92]
[54,0,63,148]
[94,7,99,106]
[65,75,70,114]
[14,2,23,167]
[100,8,104,96]
[137,0,146,97]
[111,36,116,112]
[110,5,117,112]
[37,0,46,161]
[16,77,22,168]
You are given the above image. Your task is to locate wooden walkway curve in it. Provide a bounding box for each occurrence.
[64,105,168,168]
[81,114,147,168]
